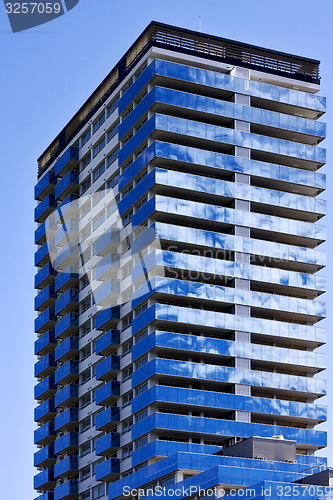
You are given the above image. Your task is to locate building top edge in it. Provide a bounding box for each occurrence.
[37,20,321,178]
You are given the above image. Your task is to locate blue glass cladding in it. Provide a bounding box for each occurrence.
[132,249,326,294]
[132,277,326,319]
[34,468,54,489]
[119,59,326,114]
[95,458,120,481]
[131,413,326,447]
[35,170,55,201]
[152,221,326,268]
[54,480,78,500]
[119,141,326,192]
[132,385,326,422]
[132,440,221,467]
[54,384,78,407]
[54,407,78,431]
[54,360,78,384]
[54,146,79,177]
[132,331,325,371]
[34,330,56,356]
[95,330,120,355]
[54,456,78,478]
[34,399,55,422]
[132,358,326,396]
[34,353,56,377]
[35,263,57,289]
[132,195,325,243]
[54,336,78,362]
[132,304,325,345]
[34,445,54,467]
[34,376,56,399]
[95,407,120,430]
[34,421,55,444]
[54,432,78,454]
[119,86,326,141]
[35,194,56,223]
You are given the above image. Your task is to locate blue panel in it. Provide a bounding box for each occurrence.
[54,480,78,500]
[54,146,79,177]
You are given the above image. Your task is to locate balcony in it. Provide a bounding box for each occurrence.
[34,421,55,445]
[95,228,121,256]
[35,285,56,312]
[95,306,120,331]
[55,337,78,362]
[54,194,79,223]
[34,468,55,490]
[34,445,55,467]
[54,242,80,270]
[95,355,120,381]
[95,432,120,456]
[95,330,120,356]
[35,331,56,356]
[35,241,54,268]
[35,217,56,245]
[94,279,120,308]
[35,194,56,223]
[54,407,78,431]
[35,353,56,378]
[95,252,120,281]
[54,432,78,454]
[54,384,78,408]
[95,457,120,481]
[55,289,79,316]
[34,376,56,400]
[55,217,79,247]
[35,170,56,201]
[54,360,78,385]
[35,308,56,334]
[35,263,57,290]
[55,170,79,201]
[54,456,78,478]
[55,146,79,177]
[55,312,79,339]
[34,399,56,423]
[54,266,79,293]
[95,406,120,431]
[34,492,54,500]
[54,479,78,500]
[95,380,120,406]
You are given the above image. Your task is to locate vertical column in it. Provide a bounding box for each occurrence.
[231,67,252,424]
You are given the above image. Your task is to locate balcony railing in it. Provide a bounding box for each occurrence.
[35,308,56,334]
[35,217,56,245]
[95,306,120,331]
[95,432,120,456]
[55,217,79,247]
[34,353,56,378]
[55,170,79,201]
[95,380,120,406]
[35,285,56,311]
[95,228,121,256]
[54,479,78,500]
[34,376,56,400]
[54,241,80,270]
[95,252,120,281]
[54,456,78,478]
[35,241,54,268]
[54,384,79,408]
[54,336,78,362]
[55,312,79,339]
[35,170,55,201]
[34,445,55,468]
[34,468,55,490]
[34,398,55,423]
[54,360,79,385]
[34,421,55,445]
[95,329,120,356]
[95,457,120,481]
[95,355,120,381]
[35,263,57,290]
[34,330,56,356]
[54,408,78,431]
[95,406,120,431]
[35,194,56,223]
[54,288,79,316]
[54,432,78,454]
[54,146,79,177]
[54,266,79,293]
[34,491,54,500]
[54,194,79,223]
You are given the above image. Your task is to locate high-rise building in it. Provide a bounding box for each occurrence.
[34,22,328,500]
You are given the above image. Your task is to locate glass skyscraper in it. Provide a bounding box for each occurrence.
[34,22,329,500]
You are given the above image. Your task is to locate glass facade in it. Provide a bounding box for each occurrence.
[34,22,328,500]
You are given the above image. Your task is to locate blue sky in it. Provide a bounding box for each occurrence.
[0,0,332,498]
